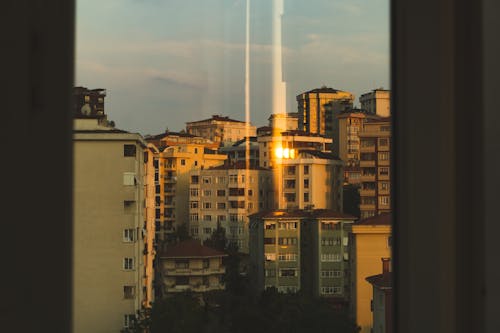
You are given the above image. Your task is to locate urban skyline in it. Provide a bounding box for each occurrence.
[76,0,389,135]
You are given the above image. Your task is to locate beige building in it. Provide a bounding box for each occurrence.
[268,112,299,133]
[296,87,354,136]
[359,89,391,117]
[186,115,257,147]
[153,144,227,240]
[249,209,355,306]
[158,240,227,297]
[145,131,219,151]
[188,164,272,253]
[358,118,391,219]
[257,130,332,169]
[350,213,392,333]
[73,117,151,332]
[274,150,344,212]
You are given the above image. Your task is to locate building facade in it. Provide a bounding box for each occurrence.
[249,210,356,307]
[358,118,391,219]
[186,115,257,147]
[158,240,227,297]
[296,87,354,136]
[350,213,392,333]
[366,258,393,333]
[73,117,150,333]
[218,137,260,168]
[268,112,299,133]
[359,89,391,118]
[188,164,272,253]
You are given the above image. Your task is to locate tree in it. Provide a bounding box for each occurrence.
[203,222,227,252]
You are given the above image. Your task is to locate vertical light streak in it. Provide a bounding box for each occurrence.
[245,0,251,173]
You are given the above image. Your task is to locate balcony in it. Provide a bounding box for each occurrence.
[164,177,177,184]
[378,159,390,166]
[165,284,224,293]
[165,267,226,276]
[359,160,375,168]
[359,188,376,197]
[359,145,375,153]
[359,203,376,211]
[360,174,376,182]
[378,174,390,181]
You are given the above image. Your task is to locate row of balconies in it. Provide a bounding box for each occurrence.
[164,267,225,276]
[165,284,224,293]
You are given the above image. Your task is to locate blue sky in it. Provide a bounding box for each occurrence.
[76,0,389,135]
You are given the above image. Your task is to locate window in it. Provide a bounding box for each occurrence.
[247,202,253,209]
[304,192,309,202]
[321,237,341,246]
[123,258,134,270]
[278,237,297,245]
[217,202,226,209]
[203,215,212,221]
[180,159,186,166]
[379,167,389,176]
[203,259,210,269]
[284,179,296,189]
[189,213,199,221]
[321,222,335,230]
[265,222,276,229]
[203,190,211,197]
[123,229,135,242]
[230,214,238,222]
[194,148,198,154]
[123,144,136,157]
[285,166,296,175]
[264,237,276,245]
[217,215,226,222]
[265,253,276,261]
[190,188,199,197]
[123,172,136,186]
[321,270,343,278]
[321,286,342,295]
[191,175,199,184]
[248,189,253,196]
[190,201,199,209]
[229,175,238,183]
[175,259,189,269]
[278,222,297,230]
[284,193,296,202]
[204,202,212,209]
[321,253,341,262]
[278,253,297,261]
[203,177,211,184]
[204,228,212,234]
[378,152,389,160]
[175,276,189,285]
[217,190,226,197]
[381,182,390,190]
[216,176,226,184]
[265,269,276,277]
[123,286,135,299]
[304,179,309,188]
[190,227,199,235]
[303,165,309,175]
[124,314,135,328]
[279,269,297,277]
[379,196,390,205]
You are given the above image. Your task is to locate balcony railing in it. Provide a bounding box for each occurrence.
[165,267,226,276]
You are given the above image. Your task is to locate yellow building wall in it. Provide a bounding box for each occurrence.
[352,225,391,333]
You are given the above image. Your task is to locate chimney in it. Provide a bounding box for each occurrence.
[382,257,391,274]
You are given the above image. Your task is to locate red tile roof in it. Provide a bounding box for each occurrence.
[356,212,392,225]
[159,239,227,258]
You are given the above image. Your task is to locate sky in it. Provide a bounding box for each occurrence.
[76,0,389,135]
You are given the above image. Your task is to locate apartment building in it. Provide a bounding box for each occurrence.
[186,115,257,147]
[218,137,260,168]
[249,209,356,306]
[145,131,219,151]
[154,144,226,240]
[359,89,391,117]
[296,87,354,136]
[73,117,150,333]
[257,130,332,169]
[358,118,391,219]
[158,239,227,297]
[268,112,299,132]
[350,213,392,333]
[275,150,344,212]
[188,163,273,253]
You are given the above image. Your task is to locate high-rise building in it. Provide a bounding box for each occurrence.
[274,150,344,212]
[296,87,354,136]
[350,213,392,333]
[186,115,257,147]
[188,163,272,253]
[358,118,391,219]
[249,209,356,308]
[152,144,227,241]
[359,89,391,117]
[73,116,150,333]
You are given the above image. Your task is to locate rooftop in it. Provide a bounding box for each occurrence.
[299,86,347,95]
[298,150,341,160]
[186,115,246,124]
[356,212,392,226]
[366,272,393,289]
[159,239,227,259]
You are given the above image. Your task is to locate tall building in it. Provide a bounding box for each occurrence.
[274,150,344,212]
[186,115,257,147]
[158,239,227,297]
[358,118,391,219]
[296,87,354,136]
[359,89,391,117]
[249,209,356,308]
[219,137,260,168]
[73,116,150,333]
[257,130,332,169]
[333,110,382,185]
[350,213,392,333]
[188,163,272,253]
[153,144,227,240]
